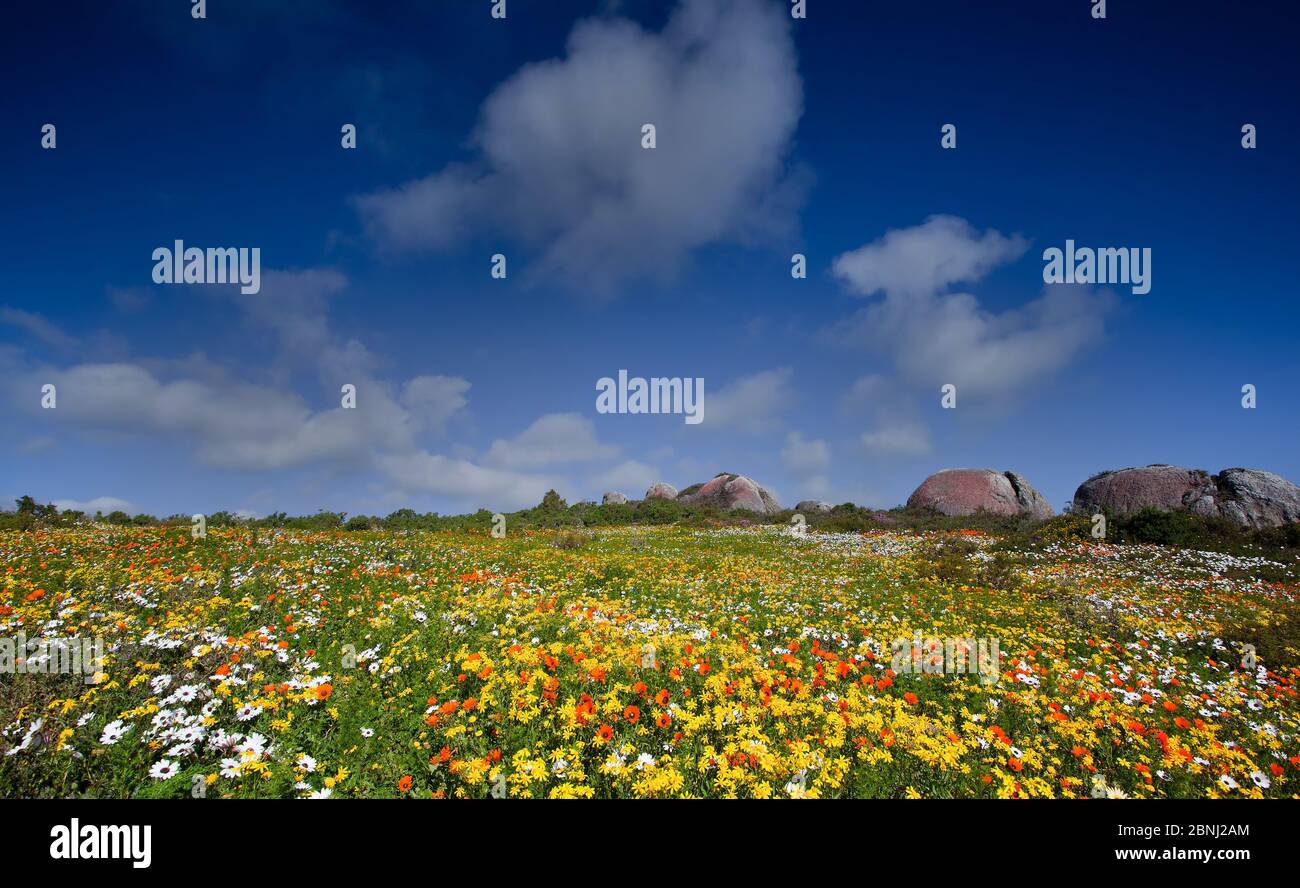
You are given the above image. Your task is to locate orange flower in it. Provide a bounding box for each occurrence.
[397,775,413,793]
[655,711,672,729]
[1162,700,1177,712]
[462,697,478,712]
[876,676,893,691]
[314,683,333,701]
[654,689,670,707]
[596,724,614,742]
[1008,757,1024,772]
[623,705,640,724]
[903,692,918,705]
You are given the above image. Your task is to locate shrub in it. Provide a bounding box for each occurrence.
[1033,514,1094,544]
[550,529,591,549]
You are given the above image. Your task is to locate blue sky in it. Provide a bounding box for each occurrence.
[2,0,1297,518]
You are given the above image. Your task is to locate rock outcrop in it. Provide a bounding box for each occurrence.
[644,482,678,501]
[1072,465,1300,528]
[677,473,781,514]
[795,500,833,514]
[907,469,1054,519]
[602,492,628,505]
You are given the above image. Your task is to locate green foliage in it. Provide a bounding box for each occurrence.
[550,529,592,549]
[911,536,1024,593]
[1032,513,1094,544]
[0,493,1296,572]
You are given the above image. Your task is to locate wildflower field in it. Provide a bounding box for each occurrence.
[2,524,1297,799]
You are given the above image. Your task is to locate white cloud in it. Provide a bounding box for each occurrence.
[781,430,829,476]
[354,0,804,290]
[1,307,78,351]
[589,459,659,497]
[483,413,618,469]
[832,215,1028,299]
[859,423,932,456]
[51,496,133,515]
[0,268,572,512]
[23,362,403,471]
[843,374,933,458]
[376,451,557,512]
[702,367,794,434]
[830,216,1112,400]
[400,375,471,433]
[798,476,831,499]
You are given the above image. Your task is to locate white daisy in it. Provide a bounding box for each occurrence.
[100,720,130,745]
[149,759,179,780]
[236,733,267,760]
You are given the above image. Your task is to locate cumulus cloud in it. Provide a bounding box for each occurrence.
[842,374,934,458]
[22,361,401,471]
[781,431,829,476]
[375,451,558,512]
[355,0,804,290]
[51,496,134,514]
[832,215,1028,299]
[702,367,794,434]
[483,413,618,469]
[859,423,932,456]
[830,216,1113,400]
[2,268,580,511]
[400,375,471,433]
[588,459,660,498]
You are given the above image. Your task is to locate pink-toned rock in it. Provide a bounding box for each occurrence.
[644,482,678,500]
[677,473,781,514]
[907,469,1054,519]
[1073,465,1300,528]
[1072,465,1210,517]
